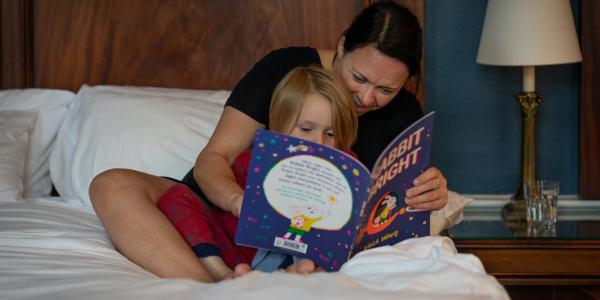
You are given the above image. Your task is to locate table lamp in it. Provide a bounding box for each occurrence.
[476,0,582,221]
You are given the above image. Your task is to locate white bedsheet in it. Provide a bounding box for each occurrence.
[0,199,508,300]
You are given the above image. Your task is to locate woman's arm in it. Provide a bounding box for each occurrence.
[194,106,264,216]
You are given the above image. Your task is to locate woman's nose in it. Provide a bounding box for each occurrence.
[359,86,376,106]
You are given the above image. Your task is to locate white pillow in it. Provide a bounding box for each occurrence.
[0,89,75,197]
[430,191,473,235]
[50,85,230,207]
[0,111,38,202]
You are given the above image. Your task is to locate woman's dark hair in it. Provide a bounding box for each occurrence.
[343,1,423,78]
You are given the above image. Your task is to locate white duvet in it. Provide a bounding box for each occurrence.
[0,199,508,300]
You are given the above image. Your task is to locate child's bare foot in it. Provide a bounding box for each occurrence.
[285,259,324,274]
[215,270,235,281]
[211,264,251,281]
[233,263,252,278]
[199,256,236,282]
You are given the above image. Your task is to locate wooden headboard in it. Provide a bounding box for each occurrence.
[1,0,423,94]
[2,0,363,90]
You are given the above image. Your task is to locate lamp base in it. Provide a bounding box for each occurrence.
[502,201,528,236]
[503,91,542,224]
[502,199,527,222]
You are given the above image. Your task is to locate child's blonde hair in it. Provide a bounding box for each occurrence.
[269,65,357,150]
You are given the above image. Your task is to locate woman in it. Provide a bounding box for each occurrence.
[90,1,448,281]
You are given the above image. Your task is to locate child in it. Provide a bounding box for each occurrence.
[156,65,357,281]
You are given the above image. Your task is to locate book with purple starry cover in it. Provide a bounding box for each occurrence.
[235,112,434,271]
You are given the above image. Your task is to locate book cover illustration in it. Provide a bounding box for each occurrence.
[352,112,434,255]
[235,112,434,271]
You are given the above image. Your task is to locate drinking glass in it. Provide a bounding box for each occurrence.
[523,180,559,227]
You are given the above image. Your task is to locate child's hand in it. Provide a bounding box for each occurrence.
[229,194,243,217]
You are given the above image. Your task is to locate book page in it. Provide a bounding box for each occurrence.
[263,155,354,230]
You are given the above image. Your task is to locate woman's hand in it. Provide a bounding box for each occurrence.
[404,167,448,210]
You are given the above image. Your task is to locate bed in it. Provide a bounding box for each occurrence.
[0,1,507,299]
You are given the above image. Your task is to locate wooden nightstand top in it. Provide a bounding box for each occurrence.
[448,202,600,286]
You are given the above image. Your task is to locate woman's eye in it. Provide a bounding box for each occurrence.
[353,74,366,83]
[379,88,393,95]
[326,131,335,138]
[300,127,311,132]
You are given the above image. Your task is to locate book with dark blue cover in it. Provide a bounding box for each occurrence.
[235,112,434,271]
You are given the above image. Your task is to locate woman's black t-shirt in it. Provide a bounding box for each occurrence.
[226,47,423,170]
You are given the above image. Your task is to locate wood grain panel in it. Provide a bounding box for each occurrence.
[0,0,33,88]
[580,0,600,199]
[32,0,363,91]
[455,239,600,285]
[506,286,600,300]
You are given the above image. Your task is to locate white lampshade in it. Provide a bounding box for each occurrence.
[476,0,582,66]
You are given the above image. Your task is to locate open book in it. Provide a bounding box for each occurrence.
[235,112,434,271]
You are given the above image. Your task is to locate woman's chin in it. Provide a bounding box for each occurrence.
[356,108,370,115]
